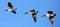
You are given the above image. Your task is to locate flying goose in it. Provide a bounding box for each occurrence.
[5,2,17,14]
[24,9,38,22]
[42,10,56,25]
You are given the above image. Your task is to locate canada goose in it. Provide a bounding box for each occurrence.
[5,2,17,14]
[24,9,38,22]
[42,10,56,25]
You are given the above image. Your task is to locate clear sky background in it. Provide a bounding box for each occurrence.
[0,0,60,27]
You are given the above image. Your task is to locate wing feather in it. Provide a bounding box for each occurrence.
[8,2,13,8]
[49,16,54,25]
[32,13,36,22]
[12,11,16,14]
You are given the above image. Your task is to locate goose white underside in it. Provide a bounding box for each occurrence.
[46,14,54,17]
[8,9,15,12]
[34,15,36,17]
[29,12,32,14]
[51,18,54,22]
[29,12,36,14]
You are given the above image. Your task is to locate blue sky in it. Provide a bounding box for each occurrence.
[0,0,60,27]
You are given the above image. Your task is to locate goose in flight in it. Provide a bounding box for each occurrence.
[42,10,56,25]
[5,2,17,14]
[24,9,38,22]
